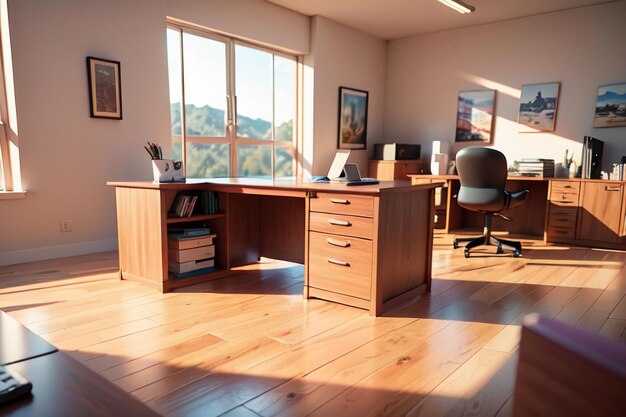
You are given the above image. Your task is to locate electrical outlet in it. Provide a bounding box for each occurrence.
[60,220,73,232]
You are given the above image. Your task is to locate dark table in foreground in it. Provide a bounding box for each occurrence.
[0,311,57,366]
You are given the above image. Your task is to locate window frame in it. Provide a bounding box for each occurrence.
[167,22,300,179]
[0,0,19,194]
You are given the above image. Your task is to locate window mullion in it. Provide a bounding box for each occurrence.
[227,39,237,177]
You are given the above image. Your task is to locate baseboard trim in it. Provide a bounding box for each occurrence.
[0,239,118,266]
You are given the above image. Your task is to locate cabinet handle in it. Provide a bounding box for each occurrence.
[327,238,351,248]
[605,186,621,192]
[330,198,349,204]
[328,219,351,226]
[328,258,350,267]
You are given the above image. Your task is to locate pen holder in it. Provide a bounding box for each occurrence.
[172,161,185,182]
[152,159,174,183]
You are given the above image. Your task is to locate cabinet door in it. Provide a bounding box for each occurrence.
[577,182,623,242]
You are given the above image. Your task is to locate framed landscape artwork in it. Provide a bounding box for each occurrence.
[337,87,368,150]
[87,56,122,119]
[518,82,560,132]
[594,83,626,128]
[454,89,496,143]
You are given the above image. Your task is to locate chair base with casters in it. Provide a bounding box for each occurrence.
[453,211,523,258]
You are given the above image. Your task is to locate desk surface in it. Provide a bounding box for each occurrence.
[409,174,626,183]
[107,177,437,194]
[0,311,57,366]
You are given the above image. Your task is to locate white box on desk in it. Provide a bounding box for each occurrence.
[168,244,215,263]
[168,258,215,274]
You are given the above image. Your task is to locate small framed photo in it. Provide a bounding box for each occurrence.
[338,86,368,150]
[87,56,122,119]
[594,82,626,128]
[518,82,560,132]
[455,89,496,143]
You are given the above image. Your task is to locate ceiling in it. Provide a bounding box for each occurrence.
[265,0,616,40]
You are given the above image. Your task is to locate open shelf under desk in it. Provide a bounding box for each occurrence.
[164,267,230,292]
[166,213,226,224]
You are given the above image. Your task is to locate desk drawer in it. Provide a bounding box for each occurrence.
[550,181,580,206]
[550,191,579,206]
[309,212,373,239]
[551,181,580,194]
[547,226,576,240]
[548,212,577,229]
[310,192,374,217]
[308,231,371,300]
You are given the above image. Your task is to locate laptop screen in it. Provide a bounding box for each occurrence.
[343,163,361,181]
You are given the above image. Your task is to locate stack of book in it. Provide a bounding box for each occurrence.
[167,227,217,279]
[515,159,555,178]
[170,191,219,218]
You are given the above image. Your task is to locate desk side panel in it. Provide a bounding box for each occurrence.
[228,193,261,267]
[115,187,166,288]
[260,196,305,264]
[376,188,432,306]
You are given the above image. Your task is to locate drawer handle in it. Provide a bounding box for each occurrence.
[328,219,351,227]
[330,198,349,204]
[328,258,350,267]
[327,238,351,248]
[605,186,621,192]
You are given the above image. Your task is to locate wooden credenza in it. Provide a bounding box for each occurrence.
[108,179,437,315]
[368,159,427,180]
[410,175,626,250]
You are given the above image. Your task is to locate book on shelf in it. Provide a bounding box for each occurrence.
[169,190,220,218]
[168,227,212,239]
[169,266,217,280]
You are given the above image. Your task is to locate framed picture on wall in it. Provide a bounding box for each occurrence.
[594,82,626,128]
[454,89,496,143]
[87,56,122,119]
[518,82,560,132]
[337,87,368,150]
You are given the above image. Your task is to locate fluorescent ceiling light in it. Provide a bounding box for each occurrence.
[438,0,476,14]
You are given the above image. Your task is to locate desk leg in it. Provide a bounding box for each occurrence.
[303,193,310,299]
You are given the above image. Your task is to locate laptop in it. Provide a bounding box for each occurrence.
[310,150,351,182]
[338,163,379,186]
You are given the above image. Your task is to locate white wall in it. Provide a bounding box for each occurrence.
[309,16,387,176]
[167,0,310,54]
[0,0,171,265]
[384,1,626,171]
[0,0,312,266]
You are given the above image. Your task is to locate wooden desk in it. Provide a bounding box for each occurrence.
[410,175,626,250]
[107,178,438,316]
[0,311,57,366]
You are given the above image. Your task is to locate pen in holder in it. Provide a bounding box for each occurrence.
[152,159,174,183]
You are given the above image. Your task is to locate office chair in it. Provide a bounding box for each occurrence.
[452,147,528,257]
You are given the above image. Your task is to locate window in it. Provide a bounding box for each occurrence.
[0,0,20,193]
[167,24,298,179]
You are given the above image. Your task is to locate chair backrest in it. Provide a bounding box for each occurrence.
[455,146,508,212]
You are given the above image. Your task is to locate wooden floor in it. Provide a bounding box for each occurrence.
[1,233,626,417]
